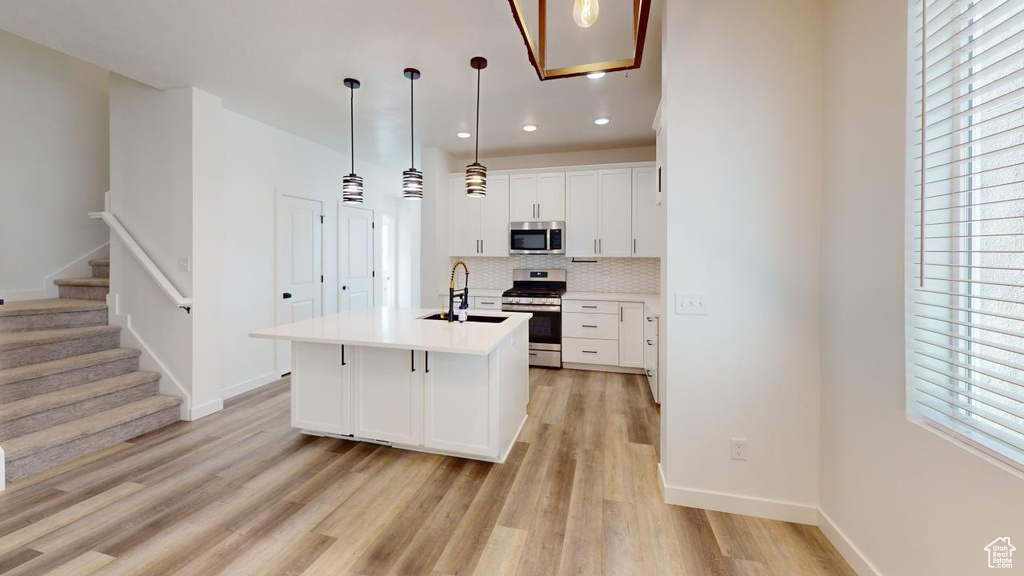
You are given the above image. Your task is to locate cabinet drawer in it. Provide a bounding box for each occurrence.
[474,297,502,310]
[562,300,618,314]
[562,312,619,340]
[563,338,619,365]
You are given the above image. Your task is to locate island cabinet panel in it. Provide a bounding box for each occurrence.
[352,347,422,446]
[422,352,495,457]
[291,342,351,436]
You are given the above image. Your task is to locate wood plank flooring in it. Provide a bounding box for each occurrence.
[0,368,855,575]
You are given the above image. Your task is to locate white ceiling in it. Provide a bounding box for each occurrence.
[0,0,662,168]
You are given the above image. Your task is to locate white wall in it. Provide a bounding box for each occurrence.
[221,109,399,398]
[0,30,110,300]
[419,147,459,307]
[820,1,1024,574]
[108,75,195,409]
[660,0,824,523]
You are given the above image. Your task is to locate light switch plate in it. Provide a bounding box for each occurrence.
[675,293,708,315]
[177,257,191,272]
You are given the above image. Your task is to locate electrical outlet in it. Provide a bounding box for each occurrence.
[675,293,708,315]
[177,257,191,272]
[731,438,748,461]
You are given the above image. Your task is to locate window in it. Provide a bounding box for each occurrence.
[908,0,1024,471]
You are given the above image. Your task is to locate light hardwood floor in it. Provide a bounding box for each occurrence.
[0,368,855,576]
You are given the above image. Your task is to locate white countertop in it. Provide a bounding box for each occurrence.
[562,292,663,316]
[250,307,532,355]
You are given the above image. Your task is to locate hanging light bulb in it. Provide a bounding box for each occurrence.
[402,68,423,200]
[466,57,488,198]
[342,78,364,204]
[573,0,600,28]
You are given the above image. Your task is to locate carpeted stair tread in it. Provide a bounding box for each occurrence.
[3,395,182,460]
[0,348,140,387]
[0,299,107,317]
[0,371,161,423]
[88,258,110,267]
[0,325,120,352]
[53,277,110,287]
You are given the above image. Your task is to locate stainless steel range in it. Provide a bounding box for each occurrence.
[501,269,566,368]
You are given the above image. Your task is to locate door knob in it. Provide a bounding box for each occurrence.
[342,286,348,291]
[282,292,292,299]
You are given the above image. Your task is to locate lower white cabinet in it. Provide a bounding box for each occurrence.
[474,296,502,310]
[643,311,659,403]
[563,337,619,365]
[618,303,644,369]
[423,351,493,456]
[291,342,352,436]
[562,299,647,370]
[353,347,422,445]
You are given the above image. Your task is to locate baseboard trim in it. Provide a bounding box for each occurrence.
[0,243,109,302]
[659,470,818,525]
[223,371,280,400]
[562,362,644,375]
[189,398,224,421]
[818,509,883,576]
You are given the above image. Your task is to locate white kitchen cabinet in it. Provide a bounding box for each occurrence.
[291,342,351,436]
[474,296,502,310]
[450,175,481,257]
[352,346,422,445]
[480,174,510,256]
[450,174,509,257]
[632,167,664,257]
[618,303,644,369]
[598,169,634,257]
[423,351,494,456]
[643,311,659,403]
[510,173,565,222]
[566,171,600,256]
[566,169,633,257]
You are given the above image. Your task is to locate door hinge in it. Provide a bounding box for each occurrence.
[320,215,325,224]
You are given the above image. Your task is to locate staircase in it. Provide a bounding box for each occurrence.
[0,259,182,485]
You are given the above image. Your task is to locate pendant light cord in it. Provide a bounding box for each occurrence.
[410,76,415,167]
[350,85,355,174]
[474,68,481,163]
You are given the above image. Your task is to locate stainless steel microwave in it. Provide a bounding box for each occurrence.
[509,221,565,255]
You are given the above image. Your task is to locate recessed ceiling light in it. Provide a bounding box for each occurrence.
[593,117,610,126]
[522,124,538,132]
[587,71,606,79]
[457,131,472,139]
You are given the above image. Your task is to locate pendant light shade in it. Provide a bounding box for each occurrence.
[342,78,364,204]
[465,57,488,198]
[403,68,423,200]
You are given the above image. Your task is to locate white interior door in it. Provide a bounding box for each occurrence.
[276,194,323,374]
[338,203,374,311]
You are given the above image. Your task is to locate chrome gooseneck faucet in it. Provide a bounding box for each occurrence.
[447,260,470,323]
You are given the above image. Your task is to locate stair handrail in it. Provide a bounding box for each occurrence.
[89,202,193,313]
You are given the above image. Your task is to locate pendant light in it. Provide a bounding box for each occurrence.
[342,78,364,204]
[465,57,488,198]
[402,68,423,200]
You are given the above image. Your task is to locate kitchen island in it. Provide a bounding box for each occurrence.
[250,308,531,463]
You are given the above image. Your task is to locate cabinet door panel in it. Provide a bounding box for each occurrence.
[353,347,421,445]
[632,167,663,257]
[451,175,481,256]
[598,169,633,257]
[537,172,566,221]
[566,171,599,257]
[618,303,644,369]
[292,342,351,435]
[480,174,510,256]
[509,174,537,222]
[423,351,493,456]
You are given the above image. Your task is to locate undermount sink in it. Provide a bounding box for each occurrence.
[420,313,509,324]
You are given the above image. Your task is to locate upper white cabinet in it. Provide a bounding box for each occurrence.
[566,169,633,257]
[632,167,664,257]
[510,173,565,222]
[450,173,510,257]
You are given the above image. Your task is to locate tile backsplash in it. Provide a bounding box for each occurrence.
[452,255,660,294]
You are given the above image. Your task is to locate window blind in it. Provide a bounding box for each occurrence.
[909,0,1024,470]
